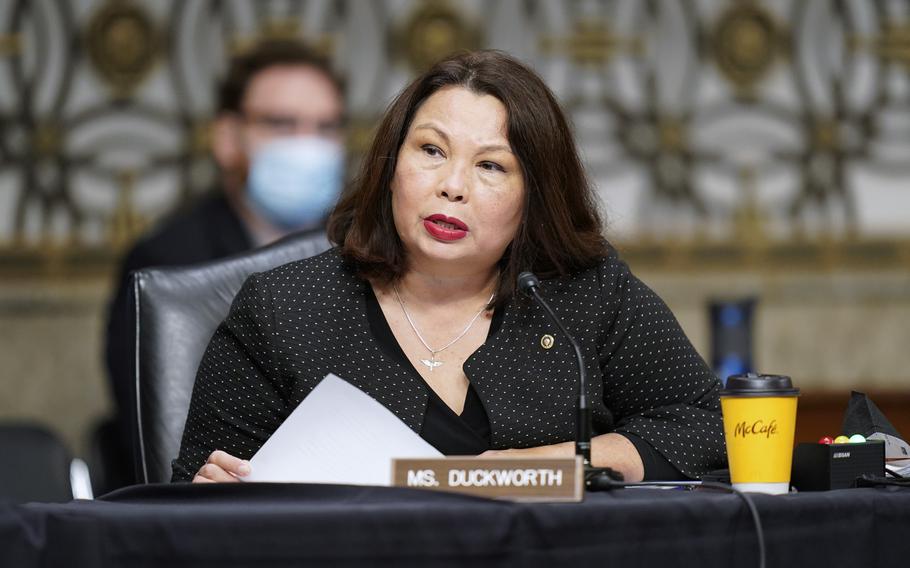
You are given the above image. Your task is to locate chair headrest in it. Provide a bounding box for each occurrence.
[131,231,331,483]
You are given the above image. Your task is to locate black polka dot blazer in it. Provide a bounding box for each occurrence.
[172,247,726,481]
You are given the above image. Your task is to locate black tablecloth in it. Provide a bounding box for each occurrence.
[2,483,909,567]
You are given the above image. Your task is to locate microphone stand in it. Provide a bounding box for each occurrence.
[518,273,623,491]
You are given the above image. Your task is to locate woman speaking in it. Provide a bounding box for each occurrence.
[174,50,725,484]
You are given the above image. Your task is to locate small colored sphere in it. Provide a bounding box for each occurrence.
[818,436,834,444]
[849,434,866,444]
[834,435,850,444]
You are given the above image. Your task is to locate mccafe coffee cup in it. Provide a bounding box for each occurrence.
[719,373,799,494]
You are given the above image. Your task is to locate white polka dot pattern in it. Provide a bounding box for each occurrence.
[172,247,726,481]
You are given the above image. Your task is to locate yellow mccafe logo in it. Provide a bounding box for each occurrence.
[734,419,778,439]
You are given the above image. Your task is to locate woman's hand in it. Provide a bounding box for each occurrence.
[192,450,251,483]
[480,434,645,482]
[480,443,573,459]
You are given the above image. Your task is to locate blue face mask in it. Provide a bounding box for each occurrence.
[245,136,345,230]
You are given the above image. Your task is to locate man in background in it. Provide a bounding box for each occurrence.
[101,39,346,491]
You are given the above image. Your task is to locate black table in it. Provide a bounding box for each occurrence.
[2,483,908,567]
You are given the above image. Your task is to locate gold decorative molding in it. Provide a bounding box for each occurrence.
[107,170,147,250]
[851,23,910,68]
[811,120,840,151]
[875,24,910,66]
[187,120,213,156]
[30,122,62,157]
[657,116,687,153]
[394,0,482,72]
[712,1,785,98]
[539,19,642,66]
[0,1,906,276]
[1,238,908,280]
[732,167,768,246]
[347,116,378,156]
[0,33,20,56]
[0,246,117,280]
[617,238,910,272]
[230,23,334,58]
[261,18,302,40]
[85,0,160,98]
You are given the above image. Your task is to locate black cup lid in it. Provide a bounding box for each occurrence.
[720,373,799,397]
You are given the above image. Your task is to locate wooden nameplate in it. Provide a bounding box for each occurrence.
[392,456,583,502]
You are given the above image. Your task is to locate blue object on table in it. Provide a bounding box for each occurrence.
[709,298,756,387]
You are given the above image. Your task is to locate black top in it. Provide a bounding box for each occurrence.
[365,286,495,455]
[172,248,724,482]
[365,284,682,479]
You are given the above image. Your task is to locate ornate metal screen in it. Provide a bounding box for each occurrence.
[1,0,908,275]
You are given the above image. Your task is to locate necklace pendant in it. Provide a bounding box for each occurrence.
[394,284,495,375]
[420,357,443,371]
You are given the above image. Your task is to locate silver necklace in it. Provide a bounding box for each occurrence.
[393,284,495,372]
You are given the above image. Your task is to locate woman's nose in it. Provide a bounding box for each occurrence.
[438,162,468,202]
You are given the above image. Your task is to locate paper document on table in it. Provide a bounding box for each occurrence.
[243,373,442,486]
[869,432,910,477]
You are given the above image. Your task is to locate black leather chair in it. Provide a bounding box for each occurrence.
[130,231,331,484]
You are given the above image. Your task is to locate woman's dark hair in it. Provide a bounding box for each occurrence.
[327,50,607,306]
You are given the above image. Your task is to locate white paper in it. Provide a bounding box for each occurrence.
[243,374,442,486]
[867,432,910,460]
[868,433,910,477]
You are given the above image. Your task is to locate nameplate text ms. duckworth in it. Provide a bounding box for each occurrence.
[392,456,583,502]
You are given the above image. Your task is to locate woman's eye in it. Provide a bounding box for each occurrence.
[479,161,505,173]
[421,144,443,158]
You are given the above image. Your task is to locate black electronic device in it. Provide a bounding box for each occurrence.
[700,468,732,485]
[791,440,885,491]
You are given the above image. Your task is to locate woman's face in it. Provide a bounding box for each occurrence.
[390,86,525,276]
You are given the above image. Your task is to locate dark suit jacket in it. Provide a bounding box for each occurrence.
[172,247,726,481]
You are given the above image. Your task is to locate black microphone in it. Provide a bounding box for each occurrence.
[518,271,622,489]
[517,272,592,465]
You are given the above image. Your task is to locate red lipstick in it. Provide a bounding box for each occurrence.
[423,214,468,241]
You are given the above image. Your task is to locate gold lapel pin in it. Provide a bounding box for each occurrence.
[540,334,555,349]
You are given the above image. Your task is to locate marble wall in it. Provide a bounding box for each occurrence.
[0,278,111,458]
[1,0,908,465]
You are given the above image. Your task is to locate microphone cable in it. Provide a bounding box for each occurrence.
[855,471,910,488]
